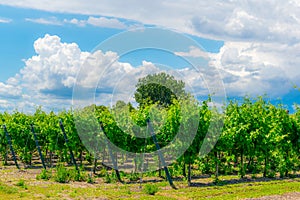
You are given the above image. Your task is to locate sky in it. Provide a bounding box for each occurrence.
[0,0,300,113]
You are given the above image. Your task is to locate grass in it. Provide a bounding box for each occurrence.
[15,179,28,189]
[0,168,299,199]
[169,180,300,199]
[0,178,299,199]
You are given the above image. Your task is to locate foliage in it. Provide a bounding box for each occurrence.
[127,172,140,182]
[86,174,95,184]
[143,183,159,195]
[134,72,186,107]
[36,169,52,180]
[54,165,70,183]
[0,94,299,186]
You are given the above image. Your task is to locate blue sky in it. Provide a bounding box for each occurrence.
[0,1,300,112]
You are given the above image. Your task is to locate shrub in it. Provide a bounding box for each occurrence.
[36,169,52,180]
[87,174,95,184]
[97,168,107,178]
[104,172,111,183]
[54,165,69,183]
[69,168,86,182]
[128,172,139,182]
[143,184,159,195]
[266,170,276,178]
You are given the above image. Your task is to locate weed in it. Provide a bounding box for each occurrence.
[36,169,52,180]
[104,172,111,183]
[54,165,69,183]
[69,168,86,182]
[143,184,159,195]
[96,168,107,177]
[16,179,28,189]
[87,174,95,184]
[128,172,139,182]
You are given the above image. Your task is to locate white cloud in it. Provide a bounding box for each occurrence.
[64,18,86,27]
[4,34,212,110]
[27,16,129,29]
[21,34,88,92]
[0,0,300,111]
[1,1,300,43]
[0,82,22,98]
[2,34,162,111]
[174,46,209,58]
[6,74,20,86]
[209,41,298,97]
[1,31,300,111]
[86,16,127,29]
[173,42,297,99]
[0,17,12,23]
[3,1,300,100]
[25,17,63,26]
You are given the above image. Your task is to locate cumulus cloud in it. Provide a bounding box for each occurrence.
[1,34,170,111]
[1,31,299,111]
[172,41,300,99]
[21,34,88,93]
[174,46,210,58]
[210,42,297,97]
[0,0,299,112]
[5,34,214,110]
[0,34,89,111]
[0,82,22,98]
[2,1,300,99]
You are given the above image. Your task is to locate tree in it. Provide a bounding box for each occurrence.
[134,72,186,107]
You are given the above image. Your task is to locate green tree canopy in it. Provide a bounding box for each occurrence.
[134,72,186,107]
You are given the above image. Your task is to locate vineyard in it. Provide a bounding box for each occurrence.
[0,95,299,191]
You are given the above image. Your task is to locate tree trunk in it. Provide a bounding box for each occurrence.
[80,150,83,166]
[188,162,192,186]
[102,148,105,163]
[134,157,137,173]
[240,149,244,178]
[158,159,162,178]
[50,151,53,168]
[29,151,32,166]
[182,162,186,177]
[45,148,48,163]
[285,151,289,177]
[263,156,267,177]
[114,154,122,183]
[4,148,8,165]
[214,151,219,181]
[246,156,252,171]
[93,158,97,174]
[122,153,125,165]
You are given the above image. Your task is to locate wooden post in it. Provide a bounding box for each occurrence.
[59,120,79,172]
[99,121,123,183]
[146,119,176,189]
[30,124,46,169]
[3,125,19,169]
